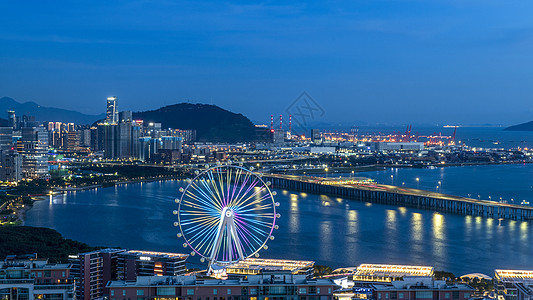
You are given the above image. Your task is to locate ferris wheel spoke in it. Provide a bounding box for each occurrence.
[234,221,266,248]
[185,221,219,248]
[236,217,273,231]
[202,171,224,210]
[185,187,220,212]
[227,169,253,208]
[193,179,223,211]
[231,186,268,210]
[181,200,220,215]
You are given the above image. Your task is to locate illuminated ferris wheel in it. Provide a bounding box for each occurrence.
[174,165,279,269]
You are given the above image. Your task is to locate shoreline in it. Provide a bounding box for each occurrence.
[15,175,186,226]
[12,161,532,226]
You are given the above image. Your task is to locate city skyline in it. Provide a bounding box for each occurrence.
[2,1,533,125]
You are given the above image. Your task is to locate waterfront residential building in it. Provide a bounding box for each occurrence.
[70,249,189,300]
[494,269,533,300]
[370,276,474,300]
[69,248,124,300]
[0,255,73,300]
[116,250,189,281]
[107,272,337,300]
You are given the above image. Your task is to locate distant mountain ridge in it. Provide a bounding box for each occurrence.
[133,103,257,142]
[1,97,258,142]
[504,120,533,131]
[0,97,105,124]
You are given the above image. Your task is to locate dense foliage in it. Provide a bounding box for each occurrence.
[0,226,99,263]
[133,103,258,142]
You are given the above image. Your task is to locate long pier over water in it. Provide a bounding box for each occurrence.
[263,174,533,221]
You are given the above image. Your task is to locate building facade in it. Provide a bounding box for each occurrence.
[0,255,73,300]
[107,272,337,300]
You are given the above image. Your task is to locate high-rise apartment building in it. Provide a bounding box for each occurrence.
[0,149,22,182]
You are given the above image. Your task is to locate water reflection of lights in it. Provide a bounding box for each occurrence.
[320,195,332,207]
[398,207,407,216]
[365,202,372,207]
[290,194,298,211]
[386,210,396,227]
[282,190,288,195]
[411,213,423,242]
[432,213,445,241]
[520,222,528,241]
[319,220,333,258]
[385,210,398,251]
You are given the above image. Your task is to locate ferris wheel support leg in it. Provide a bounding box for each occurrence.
[229,220,245,261]
[209,209,228,264]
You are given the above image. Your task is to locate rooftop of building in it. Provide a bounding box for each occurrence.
[495,269,533,281]
[74,248,124,256]
[0,258,70,270]
[226,258,314,272]
[354,264,434,278]
[121,250,189,260]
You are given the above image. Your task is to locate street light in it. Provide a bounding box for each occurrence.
[325,167,329,178]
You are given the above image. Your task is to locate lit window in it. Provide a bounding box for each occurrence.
[213,289,217,295]
[227,289,231,295]
[399,293,403,299]
[137,290,144,296]
[299,288,307,294]
[111,291,115,296]
[188,289,194,295]
[445,293,450,299]
[317,288,320,294]
[123,290,126,296]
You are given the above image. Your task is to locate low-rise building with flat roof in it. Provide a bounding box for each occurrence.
[353,264,434,283]
[0,255,73,300]
[107,272,337,300]
[494,269,533,300]
[225,258,315,278]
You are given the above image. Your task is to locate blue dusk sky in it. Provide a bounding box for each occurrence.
[1,0,533,126]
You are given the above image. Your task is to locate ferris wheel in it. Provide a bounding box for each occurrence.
[174,165,279,269]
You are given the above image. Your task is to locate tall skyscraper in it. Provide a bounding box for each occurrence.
[106,96,118,124]
[7,110,16,129]
[20,126,49,179]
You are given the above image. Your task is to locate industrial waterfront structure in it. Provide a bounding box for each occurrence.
[264,174,533,221]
